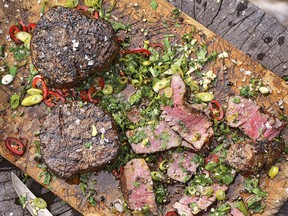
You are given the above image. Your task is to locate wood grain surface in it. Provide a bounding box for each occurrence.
[0,0,288,215]
[168,0,288,79]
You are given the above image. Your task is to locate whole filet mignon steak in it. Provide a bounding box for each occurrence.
[30,6,119,88]
[39,102,120,179]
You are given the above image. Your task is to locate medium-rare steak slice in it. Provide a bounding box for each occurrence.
[121,158,158,214]
[226,139,284,173]
[161,74,213,151]
[162,105,213,151]
[170,74,186,105]
[31,6,119,88]
[126,121,189,154]
[226,96,286,141]
[173,184,228,215]
[167,151,199,183]
[40,102,120,179]
[226,96,259,128]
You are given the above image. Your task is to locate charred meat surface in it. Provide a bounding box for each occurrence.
[31,6,119,88]
[167,151,199,183]
[226,139,284,173]
[173,184,228,215]
[40,102,120,179]
[121,158,158,214]
[226,96,286,140]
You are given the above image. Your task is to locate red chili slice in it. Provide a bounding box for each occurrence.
[27,23,37,33]
[43,90,66,107]
[98,77,105,89]
[205,154,219,164]
[76,5,89,11]
[43,98,55,107]
[79,89,89,102]
[88,86,100,103]
[119,71,126,77]
[150,43,164,50]
[93,11,99,19]
[32,76,48,100]
[9,25,22,44]
[5,137,26,156]
[120,48,151,56]
[165,211,178,216]
[18,20,27,32]
[55,89,69,97]
[209,100,224,121]
[111,166,123,179]
[48,90,66,103]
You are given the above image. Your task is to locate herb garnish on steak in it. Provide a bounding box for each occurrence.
[121,158,158,214]
[226,96,286,140]
[31,6,119,88]
[40,102,120,179]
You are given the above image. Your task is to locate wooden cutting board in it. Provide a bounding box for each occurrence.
[0,0,287,215]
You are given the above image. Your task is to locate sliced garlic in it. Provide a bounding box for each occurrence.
[1,74,13,85]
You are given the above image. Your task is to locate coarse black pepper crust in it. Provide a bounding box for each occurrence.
[39,101,120,179]
[30,6,119,88]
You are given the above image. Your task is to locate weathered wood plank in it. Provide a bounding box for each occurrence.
[168,0,288,78]
[0,0,288,215]
[0,157,81,216]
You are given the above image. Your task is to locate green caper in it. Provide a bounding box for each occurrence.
[215,189,226,201]
[142,61,151,66]
[189,81,200,92]
[21,94,43,106]
[195,92,215,102]
[159,160,168,171]
[32,197,47,209]
[103,84,113,95]
[268,166,279,179]
[151,171,163,181]
[163,87,173,98]
[118,76,128,84]
[27,88,43,95]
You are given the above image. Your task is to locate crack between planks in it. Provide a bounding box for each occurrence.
[206,0,223,28]
[238,13,265,50]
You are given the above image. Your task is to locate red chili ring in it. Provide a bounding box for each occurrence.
[5,137,26,156]
[18,20,27,32]
[79,89,89,102]
[9,25,22,44]
[209,100,224,121]
[120,48,151,56]
[27,23,37,33]
[88,86,100,103]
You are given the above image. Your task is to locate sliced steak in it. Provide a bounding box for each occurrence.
[226,139,284,173]
[167,151,199,183]
[240,110,268,140]
[162,105,213,151]
[40,102,120,179]
[161,74,213,151]
[226,96,286,140]
[126,121,185,154]
[226,96,259,128]
[121,158,158,214]
[31,6,119,88]
[173,184,228,215]
[170,74,186,105]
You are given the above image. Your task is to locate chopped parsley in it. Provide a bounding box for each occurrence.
[150,0,158,10]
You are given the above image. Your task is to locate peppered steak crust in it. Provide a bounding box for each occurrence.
[31,6,119,88]
[39,102,120,179]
